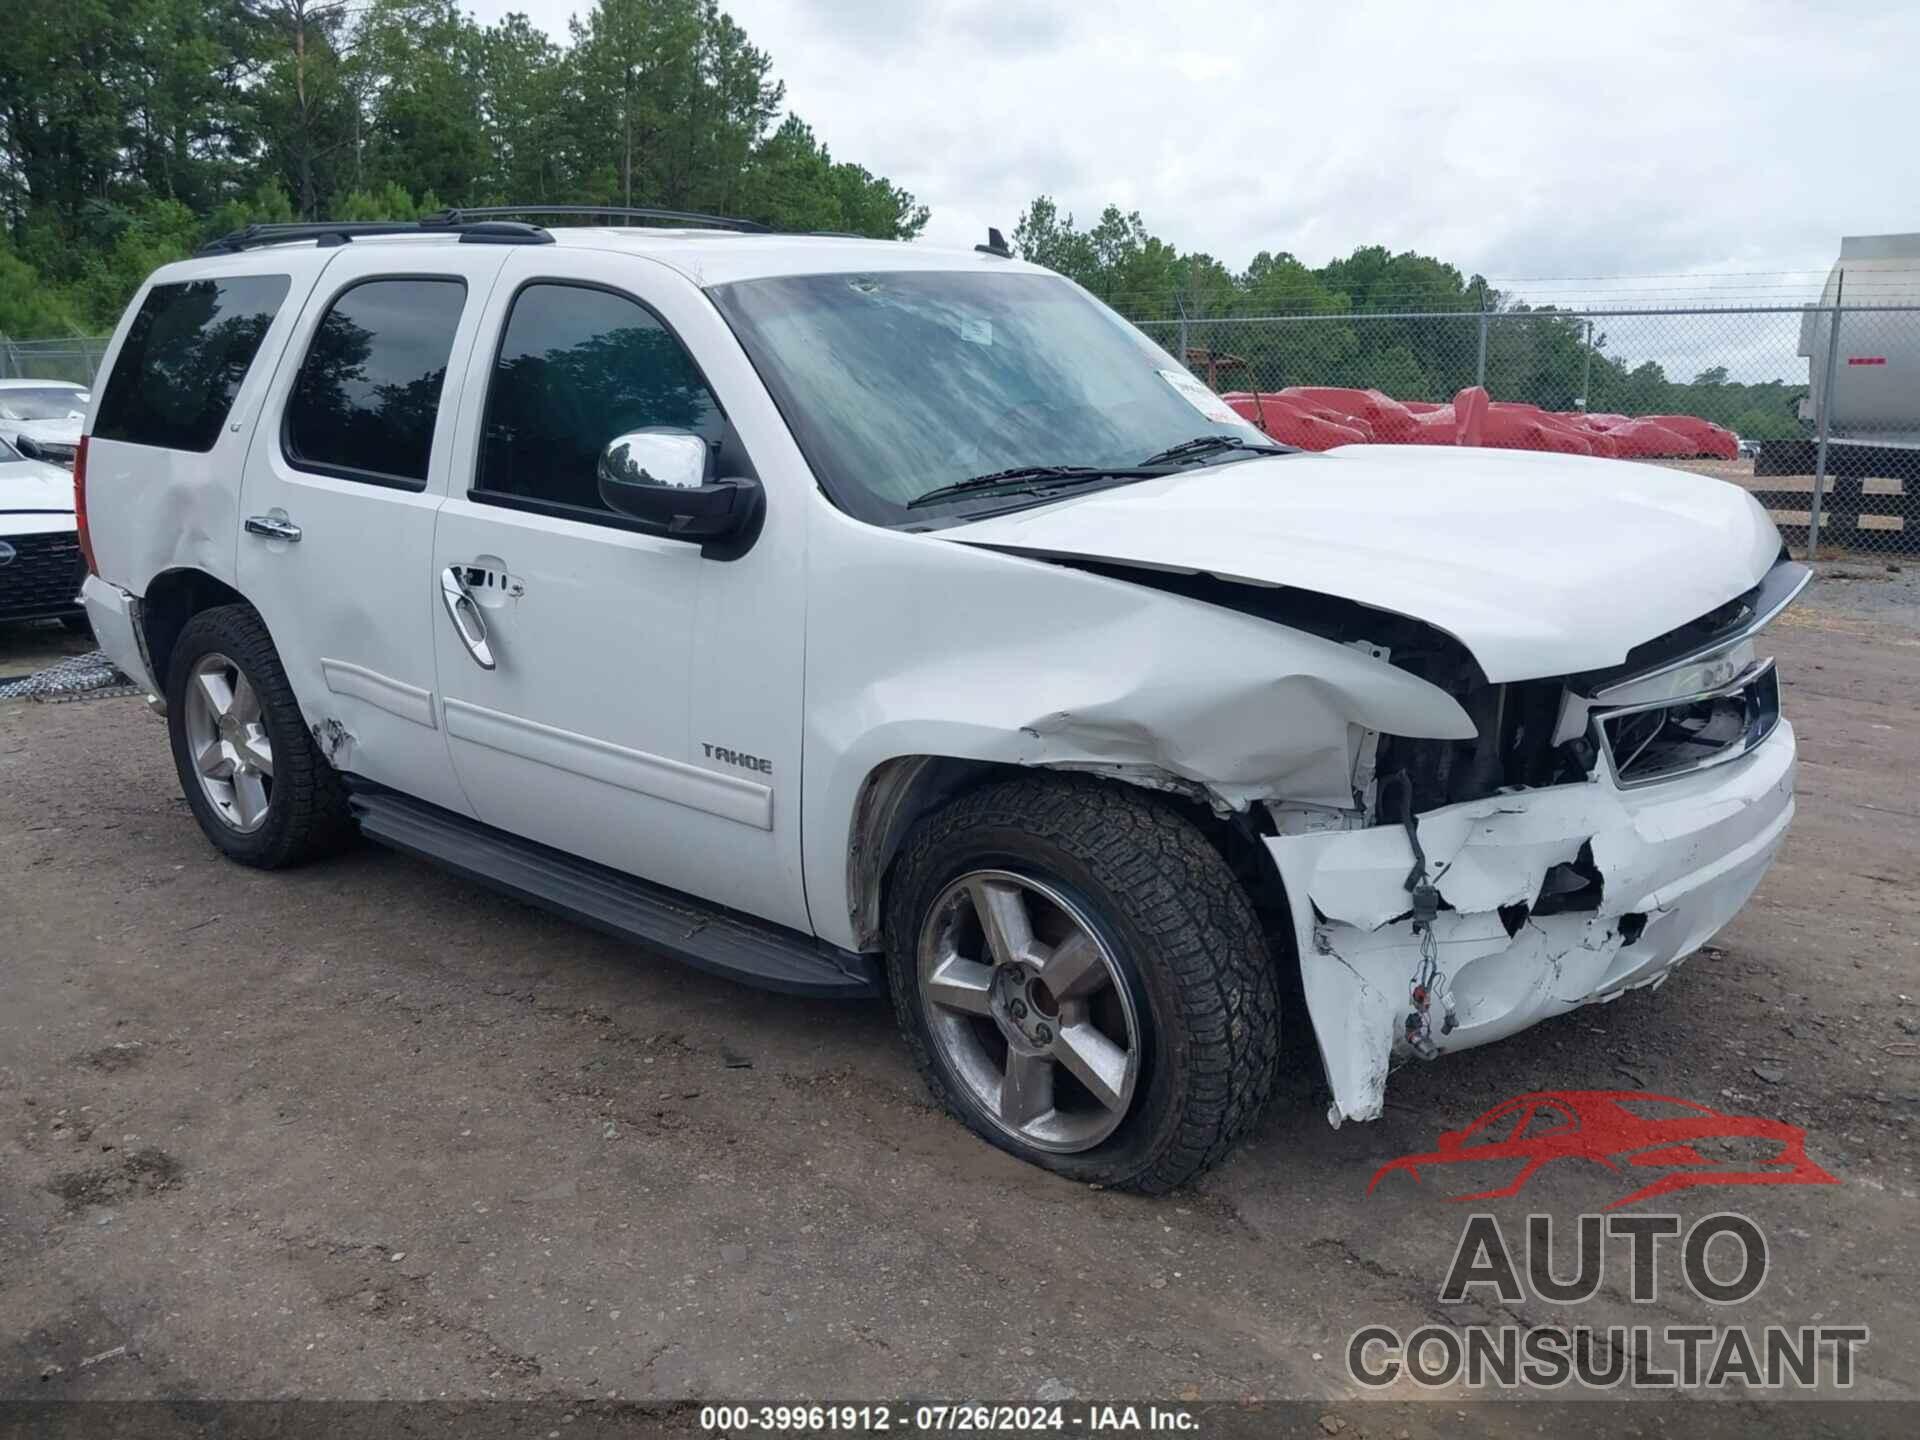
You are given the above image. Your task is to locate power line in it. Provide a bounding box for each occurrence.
[1484,268,1833,282]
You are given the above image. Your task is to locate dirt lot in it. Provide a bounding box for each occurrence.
[2,582,1917,1428]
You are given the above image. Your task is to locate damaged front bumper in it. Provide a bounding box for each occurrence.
[1266,719,1796,1126]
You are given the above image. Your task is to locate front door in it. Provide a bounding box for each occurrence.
[237,246,510,815]
[430,249,809,932]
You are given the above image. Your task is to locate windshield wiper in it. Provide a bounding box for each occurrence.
[905,464,1167,510]
[1135,434,1291,468]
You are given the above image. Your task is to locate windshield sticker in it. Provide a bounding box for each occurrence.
[960,318,993,346]
[1158,368,1258,431]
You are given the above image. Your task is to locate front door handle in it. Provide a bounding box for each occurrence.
[244,514,302,542]
[439,566,496,671]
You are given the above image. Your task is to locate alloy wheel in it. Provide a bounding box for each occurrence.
[182,652,275,833]
[916,869,1142,1153]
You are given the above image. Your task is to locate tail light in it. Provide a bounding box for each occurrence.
[74,435,96,575]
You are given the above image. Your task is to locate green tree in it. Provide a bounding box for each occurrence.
[246,1,363,218]
[0,0,130,222]
[1012,196,1097,284]
[736,116,926,238]
[476,14,566,202]
[0,237,86,337]
[62,198,203,328]
[353,0,489,205]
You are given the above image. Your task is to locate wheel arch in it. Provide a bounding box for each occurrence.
[842,754,1294,957]
[140,567,251,695]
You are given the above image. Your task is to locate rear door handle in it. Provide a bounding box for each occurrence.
[440,566,497,671]
[244,514,302,542]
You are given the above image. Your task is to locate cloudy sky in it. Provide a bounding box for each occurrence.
[467,0,1918,303]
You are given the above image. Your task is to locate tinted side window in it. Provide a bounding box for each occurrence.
[476,283,724,514]
[94,275,291,452]
[284,278,467,488]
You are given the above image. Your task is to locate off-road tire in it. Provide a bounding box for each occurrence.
[165,603,353,868]
[884,775,1281,1192]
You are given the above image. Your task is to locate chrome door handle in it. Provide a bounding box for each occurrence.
[244,514,302,542]
[439,566,496,671]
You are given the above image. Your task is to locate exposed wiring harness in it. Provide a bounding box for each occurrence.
[1379,770,1456,1059]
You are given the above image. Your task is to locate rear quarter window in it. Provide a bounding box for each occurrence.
[93,275,292,452]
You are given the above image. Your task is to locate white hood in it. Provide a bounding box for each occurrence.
[940,445,1782,682]
[0,454,77,516]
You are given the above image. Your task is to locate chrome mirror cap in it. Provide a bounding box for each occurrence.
[597,430,709,493]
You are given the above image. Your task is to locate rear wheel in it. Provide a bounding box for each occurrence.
[165,603,352,868]
[885,776,1281,1192]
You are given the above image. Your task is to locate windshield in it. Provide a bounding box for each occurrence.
[709,270,1260,524]
[0,387,88,422]
[0,436,20,462]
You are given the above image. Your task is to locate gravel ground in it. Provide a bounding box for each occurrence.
[0,619,93,685]
[1,593,1916,1430]
[1808,565,1920,629]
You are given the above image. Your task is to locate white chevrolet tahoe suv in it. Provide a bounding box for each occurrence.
[76,208,1805,1191]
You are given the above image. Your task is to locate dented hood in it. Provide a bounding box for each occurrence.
[941,444,1782,682]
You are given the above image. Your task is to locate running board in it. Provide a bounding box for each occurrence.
[348,789,883,999]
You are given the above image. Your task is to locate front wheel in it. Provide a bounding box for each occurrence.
[884,776,1281,1192]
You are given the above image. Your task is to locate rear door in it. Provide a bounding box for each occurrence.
[236,246,510,814]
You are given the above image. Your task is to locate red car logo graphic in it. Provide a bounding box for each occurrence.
[1368,1090,1839,1210]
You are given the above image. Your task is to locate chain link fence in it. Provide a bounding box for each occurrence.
[0,334,110,385]
[1135,302,1919,561]
[5,300,1915,559]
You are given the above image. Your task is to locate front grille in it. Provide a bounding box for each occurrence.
[0,530,85,621]
[1376,677,1595,812]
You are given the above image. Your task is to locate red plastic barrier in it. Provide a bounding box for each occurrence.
[1597,419,1701,459]
[1221,384,1732,462]
[1637,415,1740,460]
[1223,393,1370,450]
[1481,407,1595,455]
[1452,386,1488,447]
[1275,387,1424,442]
[1400,406,1461,444]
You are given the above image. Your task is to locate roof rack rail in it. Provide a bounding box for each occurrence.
[196,217,552,256]
[434,204,772,234]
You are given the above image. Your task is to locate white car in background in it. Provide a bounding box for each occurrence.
[0,434,87,629]
[0,379,90,468]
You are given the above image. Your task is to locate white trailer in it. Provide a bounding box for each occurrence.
[1755,232,1920,550]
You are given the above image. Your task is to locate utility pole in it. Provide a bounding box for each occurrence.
[1808,269,1844,560]
[1578,319,1595,411]
[1474,292,1490,389]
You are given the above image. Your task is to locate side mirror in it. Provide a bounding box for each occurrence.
[596,430,762,549]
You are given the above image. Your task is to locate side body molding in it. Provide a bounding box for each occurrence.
[321,658,438,729]
[442,697,774,830]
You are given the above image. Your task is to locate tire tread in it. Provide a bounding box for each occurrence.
[885,775,1281,1193]
[167,603,353,868]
